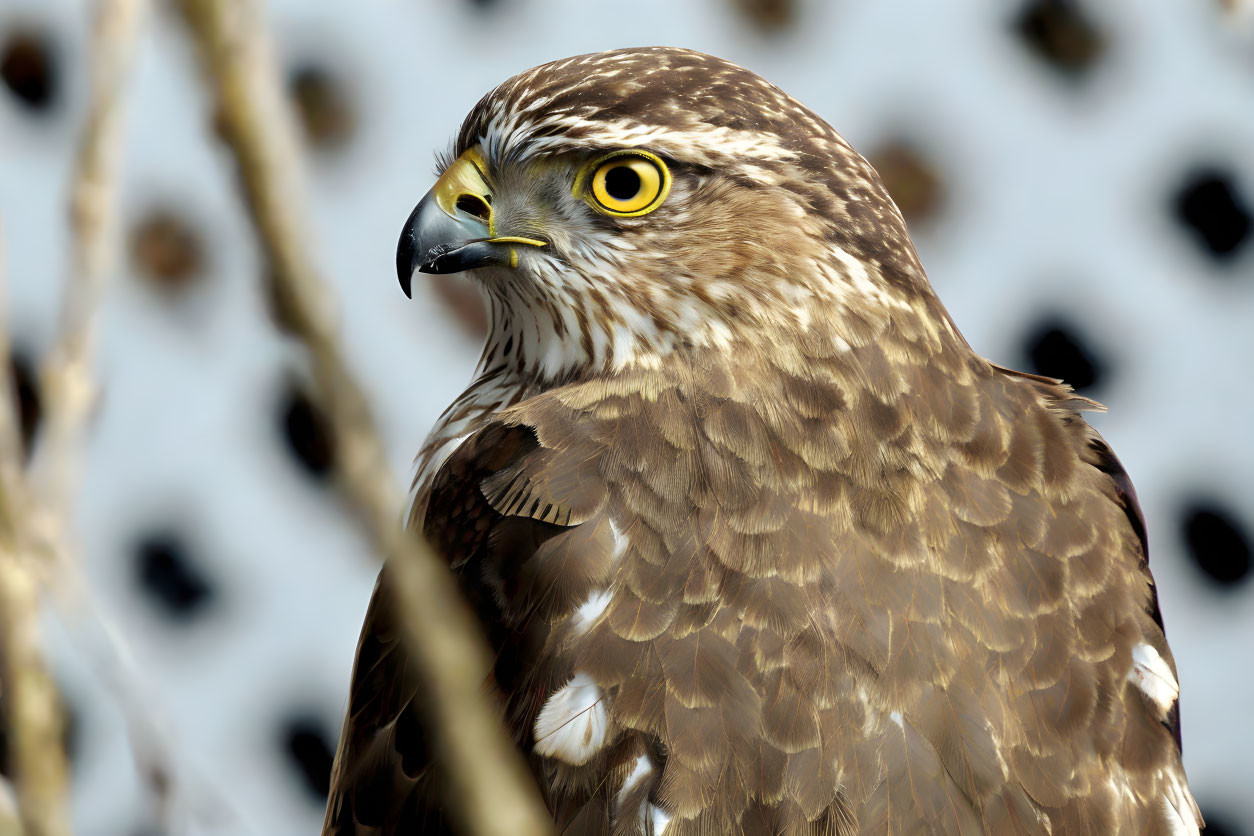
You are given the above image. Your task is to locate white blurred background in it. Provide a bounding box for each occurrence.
[1,0,1252,833]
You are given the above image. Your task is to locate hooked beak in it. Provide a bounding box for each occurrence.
[396,148,546,298]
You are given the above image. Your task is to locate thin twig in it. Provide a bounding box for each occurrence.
[171,2,553,834]
[0,235,71,836]
[31,0,145,540]
[21,0,197,830]
[41,0,245,825]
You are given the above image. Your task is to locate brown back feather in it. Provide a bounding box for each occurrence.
[325,315,1190,834]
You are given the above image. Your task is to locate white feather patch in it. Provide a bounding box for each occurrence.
[648,804,672,834]
[1161,768,1202,836]
[573,588,612,633]
[1163,798,1196,836]
[614,753,670,834]
[616,754,653,809]
[608,519,629,561]
[533,672,610,765]
[1127,643,1179,714]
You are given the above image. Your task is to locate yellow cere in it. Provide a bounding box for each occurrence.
[585,151,671,217]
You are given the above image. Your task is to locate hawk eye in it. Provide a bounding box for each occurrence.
[585,151,671,217]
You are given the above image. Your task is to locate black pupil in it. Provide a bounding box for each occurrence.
[604,164,642,201]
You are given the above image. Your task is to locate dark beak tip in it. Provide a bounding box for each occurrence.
[396,192,505,288]
[396,201,426,299]
[396,253,415,300]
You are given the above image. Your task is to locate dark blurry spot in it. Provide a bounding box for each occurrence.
[1022,316,1104,392]
[129,209,207,293]
[286,63,355,152]
[280,713,334,802]
[133,531,216,621]
[61,693,80,769]
[7,349,41,459]
[1,29,57,111]
[729,0,796,31]
[1182,501,1252,588]
[1012,0,1106,79]
[1172,168,1252,262]
[1200,806,1245,836]
[430,274,488,338]
[279,381,335,481]
[868,139,944,225]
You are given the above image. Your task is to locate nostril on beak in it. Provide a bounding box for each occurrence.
[455,193,493,224]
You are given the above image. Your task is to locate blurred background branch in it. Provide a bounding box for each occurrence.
[31,0,143,537]
[2,1,173,834]
[0,236,70,836]
[30,0,195,825]
[172,1,552,834]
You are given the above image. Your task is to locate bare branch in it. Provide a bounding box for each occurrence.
[0,547,68,836]
[171,2,553,834]
[0,236,71,836]
[31,0,145,534]
[9,0,206,831]
[32,0,249,826]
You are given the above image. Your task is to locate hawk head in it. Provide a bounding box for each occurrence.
[398,47,959,382]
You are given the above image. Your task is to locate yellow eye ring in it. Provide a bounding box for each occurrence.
[581,151,671,217]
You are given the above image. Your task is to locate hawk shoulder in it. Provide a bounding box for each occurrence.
[327,345,1196,835]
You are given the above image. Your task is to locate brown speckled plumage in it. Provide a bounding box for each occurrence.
[324,48,1199,835]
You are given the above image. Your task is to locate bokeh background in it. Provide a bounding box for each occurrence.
[1,0,1252,833]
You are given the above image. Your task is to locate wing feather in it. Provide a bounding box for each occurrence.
[325,344,1197,834]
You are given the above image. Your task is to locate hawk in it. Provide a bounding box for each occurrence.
[324,48,1200,835]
